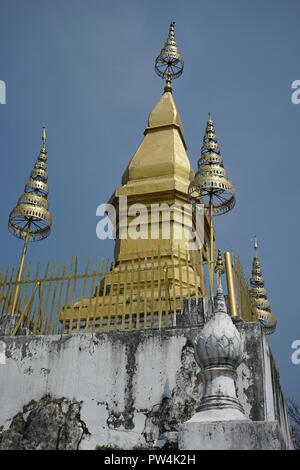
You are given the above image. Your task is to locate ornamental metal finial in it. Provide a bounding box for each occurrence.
[8,126,52,242]
[8,127,52,316]
[188,114,235,295]
[188,113,235,216]
[42,126,46,148]
[214,248,225,285]
[155,21,184,93]
[249,236,277,334]
[254,234,258,254]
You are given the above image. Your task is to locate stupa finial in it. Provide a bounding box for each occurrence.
[8,126,52,316]
[189,114,235,215]
[155,21,184,93]
[188,114,236,296]
[42,126,46,149]
[249,237,277,334]
[8,126,52,243]
[254,234,258,255]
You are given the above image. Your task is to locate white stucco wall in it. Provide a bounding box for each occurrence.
[0,331,191,449]
[0,323,293,450]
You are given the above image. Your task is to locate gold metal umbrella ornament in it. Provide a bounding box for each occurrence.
[188,113,236,296]
[155,21,184,93]
[249,236,277,334]
[8,127,52,316]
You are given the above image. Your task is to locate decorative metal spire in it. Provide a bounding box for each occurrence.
[155,21,184,93]
[249,236,277,334]
[8,126,52,242]
[188,113,235,295]
[188,113,235,216]
[8,127,52,316]
[214,248,225,286]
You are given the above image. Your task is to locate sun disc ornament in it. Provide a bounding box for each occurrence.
[188,113,235,296]
[188,113,235,217]
[155,22,184,92]
[8,127,52,317]
[8,127,52,242]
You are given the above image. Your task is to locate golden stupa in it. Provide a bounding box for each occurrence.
[4,24,277,338]
[60,22,211,328]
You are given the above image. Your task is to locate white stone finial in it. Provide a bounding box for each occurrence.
[214,280,227,314]
[192,287,248,422]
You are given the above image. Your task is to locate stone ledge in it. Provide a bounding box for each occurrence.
[178,420,287,450]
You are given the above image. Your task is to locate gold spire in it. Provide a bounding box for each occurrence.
[42,126,46,148]
[214,248,225,287]
[8,126,52,242]
[188,113,235,296]
[106,51,204,299]
[188,113,235,216]
[8,127,52,316]
[249,236,277,334]
[120,91,190,186]
[254,234,258,255]
[215,248,224,275]
[155,21,184,93]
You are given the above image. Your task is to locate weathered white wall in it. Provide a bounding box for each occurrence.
[0,323,294,450]
[0,330,198,449]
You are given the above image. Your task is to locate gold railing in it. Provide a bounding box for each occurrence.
[0,248,208,336]
[231,252,254,322]
[0,248,264,336]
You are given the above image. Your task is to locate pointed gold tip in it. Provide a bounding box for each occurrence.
[154,21,184,91]
[208,112,212,121]
[42,126,46,147]
[254,235,258,252]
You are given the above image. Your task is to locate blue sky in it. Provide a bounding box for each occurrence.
[0,0,299,401]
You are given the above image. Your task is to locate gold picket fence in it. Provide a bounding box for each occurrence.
[231,253,253,322]
[0,248,253,336]
[0,249,207,336]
